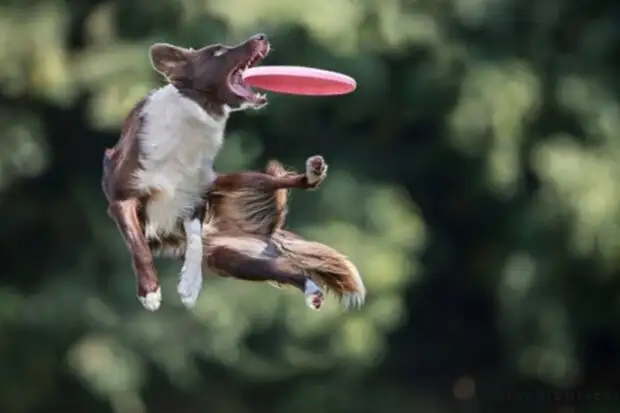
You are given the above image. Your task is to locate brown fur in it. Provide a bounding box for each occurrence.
[198,158,366,308]
[207,160,292,235]
[150,34,270,113]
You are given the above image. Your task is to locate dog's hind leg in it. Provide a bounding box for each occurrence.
[205,244,325,310]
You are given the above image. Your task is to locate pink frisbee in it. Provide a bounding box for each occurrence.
[242,66,357,96]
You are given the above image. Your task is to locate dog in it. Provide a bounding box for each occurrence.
[102,34,271,311]
[151,155,366,310]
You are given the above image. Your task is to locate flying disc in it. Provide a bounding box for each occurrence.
[242,66,357,96]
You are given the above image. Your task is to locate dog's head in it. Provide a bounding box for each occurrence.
[149,34,271,111]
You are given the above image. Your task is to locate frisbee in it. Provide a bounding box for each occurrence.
[242,66,357,96]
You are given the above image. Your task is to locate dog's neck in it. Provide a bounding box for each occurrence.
[171,85,230,119]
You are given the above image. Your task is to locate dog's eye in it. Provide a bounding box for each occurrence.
[213,47,227,57]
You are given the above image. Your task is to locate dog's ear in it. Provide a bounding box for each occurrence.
[149,43,191,78]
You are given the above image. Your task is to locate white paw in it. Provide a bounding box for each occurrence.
[304,278,324,310]
[138,287,162,311]
[305,155,327,185]
[178,264,203,308]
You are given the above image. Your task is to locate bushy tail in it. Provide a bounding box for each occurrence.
[274,230,366,309]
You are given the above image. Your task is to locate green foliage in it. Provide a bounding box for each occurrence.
[0,0,619,412]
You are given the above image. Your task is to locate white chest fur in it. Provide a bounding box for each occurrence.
[133,85,229,239]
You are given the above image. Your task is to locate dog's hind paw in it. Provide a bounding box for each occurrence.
[304,278,324,310]
[177,265,203,308]
[305,155,327,186]
[138,287,162,311]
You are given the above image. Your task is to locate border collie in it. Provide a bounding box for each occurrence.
[102,34,270,311]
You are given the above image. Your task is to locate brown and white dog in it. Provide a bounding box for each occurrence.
[102,34,271,311]
[153,156,366,310]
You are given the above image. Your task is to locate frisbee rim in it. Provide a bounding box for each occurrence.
[242,65,357,95]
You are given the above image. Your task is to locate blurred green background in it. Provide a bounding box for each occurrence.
[1,0,619,412]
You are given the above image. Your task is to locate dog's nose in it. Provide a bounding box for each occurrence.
[253,33,267,42]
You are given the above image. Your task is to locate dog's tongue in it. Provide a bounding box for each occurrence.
[230,70,265,104]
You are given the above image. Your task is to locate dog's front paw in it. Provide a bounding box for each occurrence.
[138,287,162,311]
[305,155,328,186]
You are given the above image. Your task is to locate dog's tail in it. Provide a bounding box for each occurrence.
[275,230,366,309]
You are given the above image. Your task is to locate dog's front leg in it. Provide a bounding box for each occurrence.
[177,159,216,308]
[214,155,329,191]
[177,203,207,308]
[108,199,162,311]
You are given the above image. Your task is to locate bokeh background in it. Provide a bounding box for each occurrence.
[1,0,619,412]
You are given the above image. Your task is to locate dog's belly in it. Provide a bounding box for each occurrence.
[135,121,219,239]
[139,169,212,239]
[144,192,195,238]
[136,147,217,240]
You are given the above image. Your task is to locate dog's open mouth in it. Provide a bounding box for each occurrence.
[227,42,270,105]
